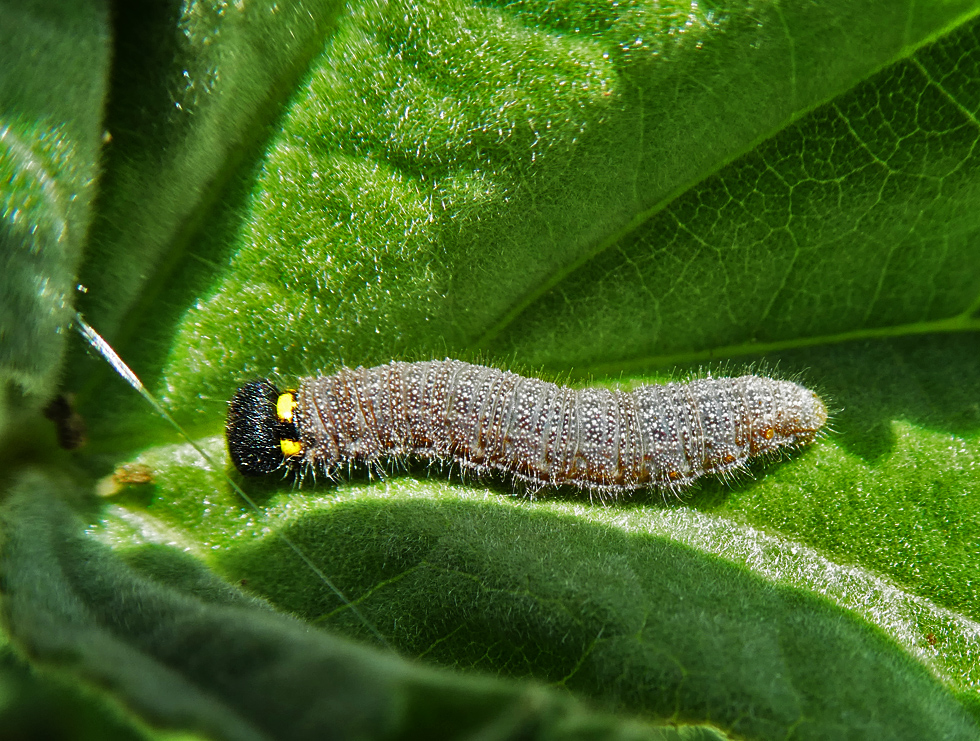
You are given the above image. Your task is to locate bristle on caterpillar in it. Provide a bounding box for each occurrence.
[226,359,827,493]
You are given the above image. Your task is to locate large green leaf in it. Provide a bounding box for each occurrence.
[3,0,980,739]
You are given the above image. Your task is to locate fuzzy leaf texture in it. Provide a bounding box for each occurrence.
[2,1,980,740]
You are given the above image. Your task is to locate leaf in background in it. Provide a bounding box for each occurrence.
[0,626,157,741]
[0,0,109,415]
[3,0,980,739]
[76,0,348,340]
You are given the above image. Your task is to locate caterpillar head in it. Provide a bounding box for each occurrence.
[226,380,304,476]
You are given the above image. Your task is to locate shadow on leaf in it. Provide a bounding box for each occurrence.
[219,494,977,740]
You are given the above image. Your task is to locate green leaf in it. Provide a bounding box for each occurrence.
[3,0,980,738]
[218,489,979,739]
[0,629,159,741]
[1,476,724,741]
[76,0,348,340]
[0,0,110,408]
[152,0,980,405]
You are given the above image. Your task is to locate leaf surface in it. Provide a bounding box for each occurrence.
[1,475,724,741]
[2,1,980,739]
[0,0,109,407]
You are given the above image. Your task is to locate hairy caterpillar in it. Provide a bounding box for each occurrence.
[226,359,827,493]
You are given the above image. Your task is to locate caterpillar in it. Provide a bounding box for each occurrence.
[226,359,827,493]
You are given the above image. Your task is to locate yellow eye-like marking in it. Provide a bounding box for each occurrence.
[280,439,303,457]
[764,428,775,440]
[277,392,297,422]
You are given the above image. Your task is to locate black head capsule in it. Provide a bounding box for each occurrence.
[226,379,304,476]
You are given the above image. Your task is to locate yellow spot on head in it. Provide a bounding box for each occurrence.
[764,428,775,440]
[277,392,297,422]
[280,439,303,457]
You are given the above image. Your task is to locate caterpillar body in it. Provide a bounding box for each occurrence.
[226,359,827,494]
